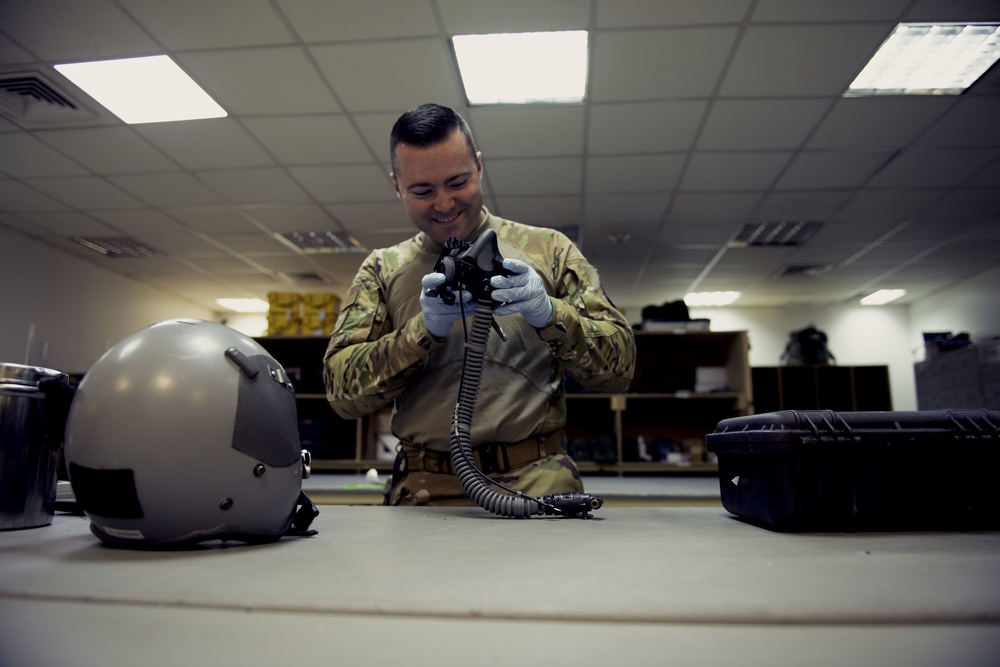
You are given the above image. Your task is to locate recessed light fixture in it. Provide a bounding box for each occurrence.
[684,291,741,307]
[859,289,906,305]
[215,298,270,313]
[846,23,1000,96]
[453,31,588,105]
[54,55,226,124]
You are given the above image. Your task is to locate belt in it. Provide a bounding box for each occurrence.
[401,431,563,475]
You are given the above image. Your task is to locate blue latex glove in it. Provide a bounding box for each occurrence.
[419,272,474,338]
[490,258,554,328]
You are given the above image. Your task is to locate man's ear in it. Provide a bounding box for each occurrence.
[390,171,401,199]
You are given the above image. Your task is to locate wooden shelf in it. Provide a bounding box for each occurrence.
[257,330,753,477]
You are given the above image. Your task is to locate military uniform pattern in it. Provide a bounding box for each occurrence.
[323,209,635,504]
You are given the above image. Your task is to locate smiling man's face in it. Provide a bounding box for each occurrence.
[391,127,486,245]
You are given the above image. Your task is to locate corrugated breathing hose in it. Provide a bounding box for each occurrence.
[448,299,603,519]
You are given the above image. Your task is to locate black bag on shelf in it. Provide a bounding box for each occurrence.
[781,324,834,365]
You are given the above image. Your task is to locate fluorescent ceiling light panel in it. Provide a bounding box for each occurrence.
[859,289,906,306]
[453,31,588,105]
[216,298,270,313]
[846,23,1000,96]
[54,55,226,123]
[684,291,741,307]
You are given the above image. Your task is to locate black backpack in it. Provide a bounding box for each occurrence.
[782,325,835,366]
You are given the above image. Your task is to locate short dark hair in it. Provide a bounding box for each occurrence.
[389,103,478,176]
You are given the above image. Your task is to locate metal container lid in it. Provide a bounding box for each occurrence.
[0,363,66,394]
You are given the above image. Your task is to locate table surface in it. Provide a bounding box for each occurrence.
[2,507,999,667]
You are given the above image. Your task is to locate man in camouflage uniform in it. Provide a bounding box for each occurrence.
[323,103,635,506]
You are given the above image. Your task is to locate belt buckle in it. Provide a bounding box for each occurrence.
[480,442,510,474]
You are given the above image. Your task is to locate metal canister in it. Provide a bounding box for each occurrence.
[0,363,71,530]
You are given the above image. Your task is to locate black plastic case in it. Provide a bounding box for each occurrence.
[706,409,1000,531]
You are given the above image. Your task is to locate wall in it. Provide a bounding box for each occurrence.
[685,305,916,410]
[0,227,214,373]
[908,265,1000,361]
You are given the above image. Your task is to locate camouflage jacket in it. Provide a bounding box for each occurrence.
[323,209,636,451]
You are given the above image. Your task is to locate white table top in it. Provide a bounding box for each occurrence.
[2,507,999,666]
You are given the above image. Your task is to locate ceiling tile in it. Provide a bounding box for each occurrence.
[119,0,294,49]
[310,40,462,113]
[809,219,903,244]
[109,173,229,207]
[917,189,1000,220]
[289,164,394,202]
[0,180,70,212]
[681,152,793,191]
[326,202,409,232]
[194,168,313,205]
[665,193,762,222]
[656,221,742,245]
[915,98,1000,148]
[242,115,372,164]
[493,196,583,226]
[0,0,159,61]
[486,158,582,196]
[277,0,439,42]
[719,24,890,97]
[807,96,955,149]
[754,190,855,220]
[35,127,178,174]
[751,0,910,22]
[587,154,685,193]
[135,233,223,254]
[91,209,187,236]
[14,210,118,237]
[178,47,342,116]
[869,149,998,188]
[439,0,589,33]
[583,193,670,224]
[588,101,706,154]
[244,204,341,233]
[134,119,274,170]
[590,27,739,101]
[596,0,750,27]
[775,151,895,190]
[698,99,832,151]
[469,106,586,158]
[170,208,262,233]
[0,30,37,64]
[23,176,145,209]
[888,220,980,244]
[832,189,943,222]
[0,133,89,178]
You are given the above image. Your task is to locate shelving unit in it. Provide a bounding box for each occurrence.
[256,330,754,475]
[751,365,892,412]
[567,330,752,475]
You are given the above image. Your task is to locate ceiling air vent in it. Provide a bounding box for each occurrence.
[278,230,365,254]
[776,264,834,279]
[0,69,107,129]
[279,271,332,284]
[73,236,158,258]
[730,221,823,248]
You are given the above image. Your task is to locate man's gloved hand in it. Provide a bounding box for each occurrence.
[490,258,554,328]
[420,272,474,338]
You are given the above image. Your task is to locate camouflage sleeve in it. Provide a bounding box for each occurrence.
[322,255,436,419]
[536,247,636,394]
